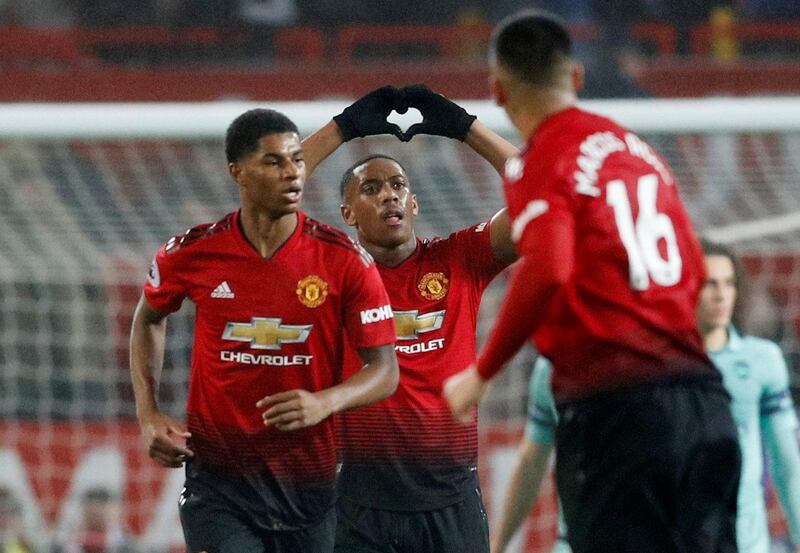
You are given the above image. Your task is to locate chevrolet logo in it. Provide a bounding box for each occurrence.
[394,310,445,340]
[222,317,312,350]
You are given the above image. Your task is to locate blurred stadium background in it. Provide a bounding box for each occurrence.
[0,1,799,552]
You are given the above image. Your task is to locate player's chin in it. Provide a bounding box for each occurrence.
[374,231,411,249]
[274,200,301,216]
[379,221,411,239]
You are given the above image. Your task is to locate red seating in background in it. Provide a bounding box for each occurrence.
[1,21,799,100]
[334,22,678,64]
[335,24,493,64]
[5,21,799,68]
[0,27,88,66]
[691,21,800,56]
[275,26,325,62]
[81,26,226,49]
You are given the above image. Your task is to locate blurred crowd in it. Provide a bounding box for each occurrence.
[0,0,796,99]
[0,0,796,29]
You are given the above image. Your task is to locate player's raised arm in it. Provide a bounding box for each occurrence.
[402,84,518,263]
[129,294,193,468]
[402,84,518,175]
[302,86,407,176]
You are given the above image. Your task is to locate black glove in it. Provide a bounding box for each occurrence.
[333,86,407,142]
[401,84,476,141]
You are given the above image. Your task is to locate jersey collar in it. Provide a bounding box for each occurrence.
[725,325,743,352]
[232,208,303,260]
[529,106,582,148]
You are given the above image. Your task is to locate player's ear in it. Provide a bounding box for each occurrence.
[489,74,506,107]
[228,162,240,182]
[572,61,585,94]
[411,194,419,216]
[341,203,357,227]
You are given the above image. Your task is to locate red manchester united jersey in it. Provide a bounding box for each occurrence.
[337,222,505,510]
[143,209,395,529]
[502,107,715,402]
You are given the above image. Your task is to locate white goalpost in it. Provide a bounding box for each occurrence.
[1,97,799,553]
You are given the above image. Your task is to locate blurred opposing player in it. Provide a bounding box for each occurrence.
[444,11,741,553]
[129,109,398,553]
[699,241,800,553]
[301,85,518,553]
[490,357,570,553]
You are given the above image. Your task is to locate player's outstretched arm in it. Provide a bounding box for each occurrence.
[401,85,518,264]
[464,117,519,263]
[129,295,193,468]
[301,119,344,178]
[491,438,555,553]
[445,212,574,420]
[302,86,407,176]
[258,343,398,432]
[464,119,519,177]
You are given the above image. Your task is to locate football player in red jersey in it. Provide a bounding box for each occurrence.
[300,85,518,553]
[444,11,741,553]
[129,108,398,553]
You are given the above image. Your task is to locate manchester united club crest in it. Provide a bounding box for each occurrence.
[296,275,328,308]
[418,272,448,301]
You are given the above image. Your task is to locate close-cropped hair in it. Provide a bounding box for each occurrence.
[700,238,747,328]
[339,154,407,199]
[490,9,573,86]
[225,109,299,163]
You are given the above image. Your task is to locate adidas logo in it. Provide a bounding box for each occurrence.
[211,281,235,299]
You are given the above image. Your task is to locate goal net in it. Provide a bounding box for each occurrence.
[0,98,798,552]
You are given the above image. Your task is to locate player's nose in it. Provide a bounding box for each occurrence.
[282,160,303,180]
[379,181,399,202]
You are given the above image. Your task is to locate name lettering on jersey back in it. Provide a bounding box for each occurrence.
[623,133,672,186]
[573,131,672,197]
[360,305,393,325]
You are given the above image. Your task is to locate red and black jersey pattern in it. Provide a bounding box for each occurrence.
[303,216,374,267]
[504,107,715,402]
[142,209,395,527]
[164,212,234,255]
[337,222,505,511]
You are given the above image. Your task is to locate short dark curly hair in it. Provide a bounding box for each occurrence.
[225,109,299,163]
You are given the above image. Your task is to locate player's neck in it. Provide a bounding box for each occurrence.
[702,325,729,352]
[514,90,576,142]
[239,207,298,259]
[360,233,417,268]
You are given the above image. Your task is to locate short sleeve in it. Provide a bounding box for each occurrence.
[143,246,188,315]
[341,252,396,351]
[447,221,506,287]
[525,357,558,445]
